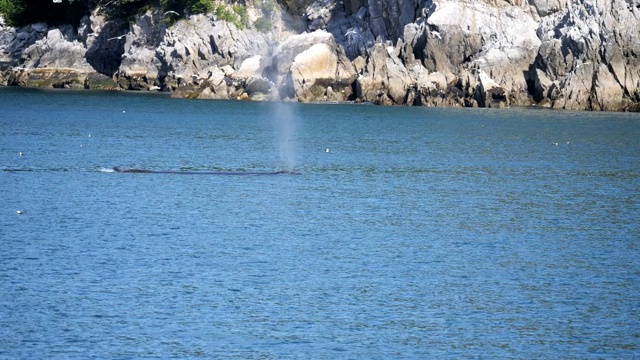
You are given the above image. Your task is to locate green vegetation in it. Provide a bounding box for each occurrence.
[0,0,274,31]
[253,16,271,33]
[257,0,274,17]
[209,3,249,29]
[188,0,214,14]
[0,0,86,27]
[232,5,248,28]
[252,0,275,33]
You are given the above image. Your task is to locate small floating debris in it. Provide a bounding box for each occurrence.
[325,148,330,153]
[16,210,26,215]
[122,110,126,113]
[18,152,23,156]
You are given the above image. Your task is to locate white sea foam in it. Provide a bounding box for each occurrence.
[98,167,115,173]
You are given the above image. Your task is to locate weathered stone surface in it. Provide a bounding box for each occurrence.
[1,23,48,66]
[270,30,356,101]
[22,26,94,71]
[84,13,126,76]
[356,42,413,105]
[20,68,87,89]
[529,0,570,16]
[0,0,638,110]
[234,55,265,78]
[117,12,272,91]
[531,0,639,110]
[245,77,277,100]
[84,72,118,90]
[475,70,508,108]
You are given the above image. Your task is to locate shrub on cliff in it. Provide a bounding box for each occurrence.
[185,0,213,14]
[0,0,87,27]
[213,3,246,29]
[253,16,271,32]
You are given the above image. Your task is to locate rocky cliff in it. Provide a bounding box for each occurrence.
[1,0,639,111]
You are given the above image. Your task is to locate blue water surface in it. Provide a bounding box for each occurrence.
[1,88,639,358]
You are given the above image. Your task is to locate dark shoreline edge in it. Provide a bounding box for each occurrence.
[2,85,637,113]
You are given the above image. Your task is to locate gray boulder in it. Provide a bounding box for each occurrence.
[118,12,272,92]
[356,42,413,105]
[22,26,93,71]
[531,0,640,110]
[270,30,357,101]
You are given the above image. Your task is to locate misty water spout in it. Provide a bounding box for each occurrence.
[273,102,298,171]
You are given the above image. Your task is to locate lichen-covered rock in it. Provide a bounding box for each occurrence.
[22,26,94,71]
[84,72,118,90]
[19,68,86,89]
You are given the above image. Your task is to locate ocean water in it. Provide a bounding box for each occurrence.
[1,87,639,358]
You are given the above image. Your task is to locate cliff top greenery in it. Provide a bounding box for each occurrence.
[0,0,270,29]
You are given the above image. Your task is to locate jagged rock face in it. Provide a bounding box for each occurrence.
[167,15,270,71]
[529,0,570,16]
[0,23,48,68]
[270,30,357,101]
[1,0,639,111]
[356,42,413,105]
[306,0,426,42]
[116,12,167,89]
[415,1,539,106]
[283,0,317,16]
[0,21,110,88]
[84,14,127,76]
[118,12,271,90]
[22,26,93,71]
[532,0,640,111]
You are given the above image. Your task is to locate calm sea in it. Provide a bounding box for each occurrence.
[1,88,639,358]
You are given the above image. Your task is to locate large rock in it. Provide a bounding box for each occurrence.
[1,23,49,67]
[529,0,570,16]
[475,70,508,108]
[270,30,357,101]
[84,13,127,76]
[116,11,167,90]
[419,1,539,106]
[356,42,413,105]
[2,22,104,89]
[531,0,639,110]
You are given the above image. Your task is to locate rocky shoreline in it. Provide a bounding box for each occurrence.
[1,0,639,111]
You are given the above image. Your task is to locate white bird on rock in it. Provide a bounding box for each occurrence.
[107,35,126,41]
